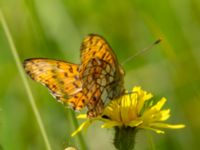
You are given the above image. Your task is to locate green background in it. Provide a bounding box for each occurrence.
[0,0,200,149]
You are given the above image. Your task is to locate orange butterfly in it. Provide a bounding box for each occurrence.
[24,34,125,117]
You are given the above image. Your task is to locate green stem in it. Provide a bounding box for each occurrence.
[146,131,156,150]
[114,126,137,150]
[0,10,52,150]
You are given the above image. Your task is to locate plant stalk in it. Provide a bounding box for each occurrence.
[114,126,137,150]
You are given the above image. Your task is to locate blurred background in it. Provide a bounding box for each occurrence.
[0,0,200,149]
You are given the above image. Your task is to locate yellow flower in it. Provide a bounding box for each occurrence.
[71,86,185,136]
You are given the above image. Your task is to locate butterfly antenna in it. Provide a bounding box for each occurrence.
[122,38,162,65]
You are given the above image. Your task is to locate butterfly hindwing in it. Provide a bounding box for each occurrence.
[23,58,86,110]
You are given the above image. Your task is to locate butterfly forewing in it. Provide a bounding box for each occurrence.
[23,58,87,110]
[80,34,118,66]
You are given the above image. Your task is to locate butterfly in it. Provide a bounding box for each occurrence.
[23,34,125,117]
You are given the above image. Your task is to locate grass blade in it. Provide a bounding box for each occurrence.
[0,10,52,150]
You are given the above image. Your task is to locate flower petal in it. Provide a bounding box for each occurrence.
[76,114,87,119]
[103,100,121,122]
[159,109,170,121]
[71,119,94,137]
[141,126,165,134]
[101,121,122,128]
[133,86,153,114]
[150,122,186,129]
[152,97,167,111]
[128,120,143,127]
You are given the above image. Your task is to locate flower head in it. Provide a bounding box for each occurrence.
[71,86,185,136]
